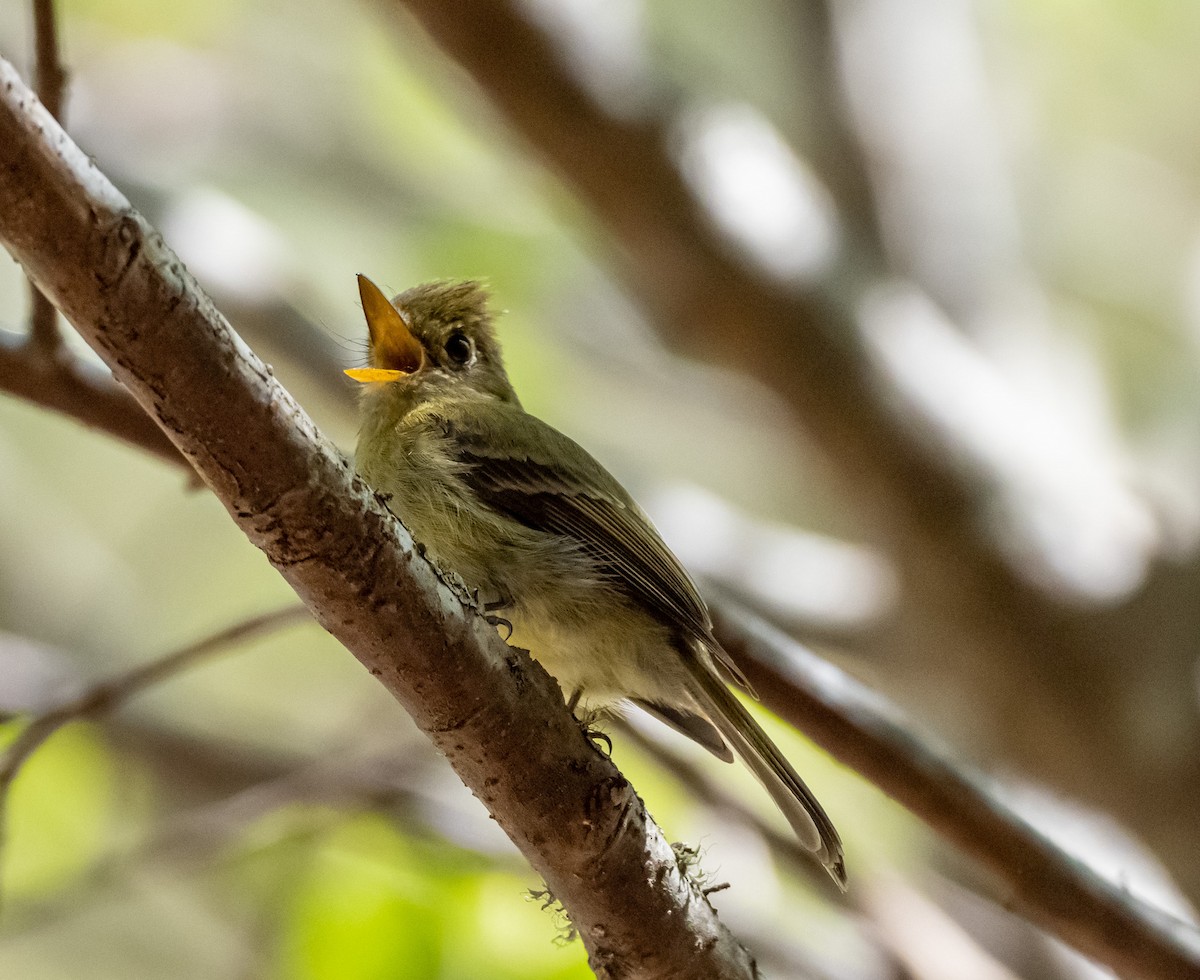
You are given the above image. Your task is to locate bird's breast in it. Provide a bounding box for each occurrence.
[355,416,683,706]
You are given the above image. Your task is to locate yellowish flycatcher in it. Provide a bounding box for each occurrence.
[346,275,845,887]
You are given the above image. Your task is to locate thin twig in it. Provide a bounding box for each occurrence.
[0,606,311,908]
[0,606,309,796]
[0,732,476,937]
[31,0,66,120]
[710,599,1200,980]
[27,0,68,356]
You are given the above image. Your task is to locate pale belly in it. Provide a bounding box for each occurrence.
[501,591,688,710]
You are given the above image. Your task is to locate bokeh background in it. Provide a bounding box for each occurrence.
[2,0,1200,977]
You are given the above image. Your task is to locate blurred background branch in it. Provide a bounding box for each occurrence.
[27,0,66,357]
[0,604,311,897]
[0,327,188,467]
[712,600,1200,980]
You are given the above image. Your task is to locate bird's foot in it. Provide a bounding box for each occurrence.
[483,593,514,640]
[566,690,612,756]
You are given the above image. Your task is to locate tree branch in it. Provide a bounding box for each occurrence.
[0,606,311,814]
[0,57,759,979]
[27,0,67,355]
[0,328,189,468]
[710,599,1200,980]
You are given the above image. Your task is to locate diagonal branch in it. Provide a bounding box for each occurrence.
[710,600,1200,980]
[0,57,758,979]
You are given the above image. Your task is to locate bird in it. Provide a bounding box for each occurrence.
[345,274,845,888]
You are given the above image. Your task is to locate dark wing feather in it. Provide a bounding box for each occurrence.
[632,698,735,762]
[439,406,751,690]
[460,451,710,642]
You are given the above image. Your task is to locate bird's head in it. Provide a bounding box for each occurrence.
[345,276,518,404]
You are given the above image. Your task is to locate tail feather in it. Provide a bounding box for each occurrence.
[684,645,846,890]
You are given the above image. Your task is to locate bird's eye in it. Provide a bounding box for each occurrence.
[444,331,474,367]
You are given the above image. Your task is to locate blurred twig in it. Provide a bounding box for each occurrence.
[0,606,312,907]
[0,607,310,800]
[3,5,187,468]
[27,0,68,357]
[0,328,190,467]
[710,599,1200,980]
[0,722,501,937]
[31,0,66,121]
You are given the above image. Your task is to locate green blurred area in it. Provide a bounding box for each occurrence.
[1,722,118,898]
[2,0,1199,975]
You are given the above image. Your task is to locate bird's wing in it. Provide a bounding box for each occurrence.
[437,402,751,691]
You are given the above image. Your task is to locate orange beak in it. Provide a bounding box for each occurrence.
[345,275,425,383]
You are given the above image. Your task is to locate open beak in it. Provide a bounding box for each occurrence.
[345,275,425,383]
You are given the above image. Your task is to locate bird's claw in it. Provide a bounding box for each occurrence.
[486,614,513,641]
[586,728,613,757]
[482,593,514,637]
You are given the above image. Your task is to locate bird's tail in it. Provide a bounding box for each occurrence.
[683,644,846,889]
